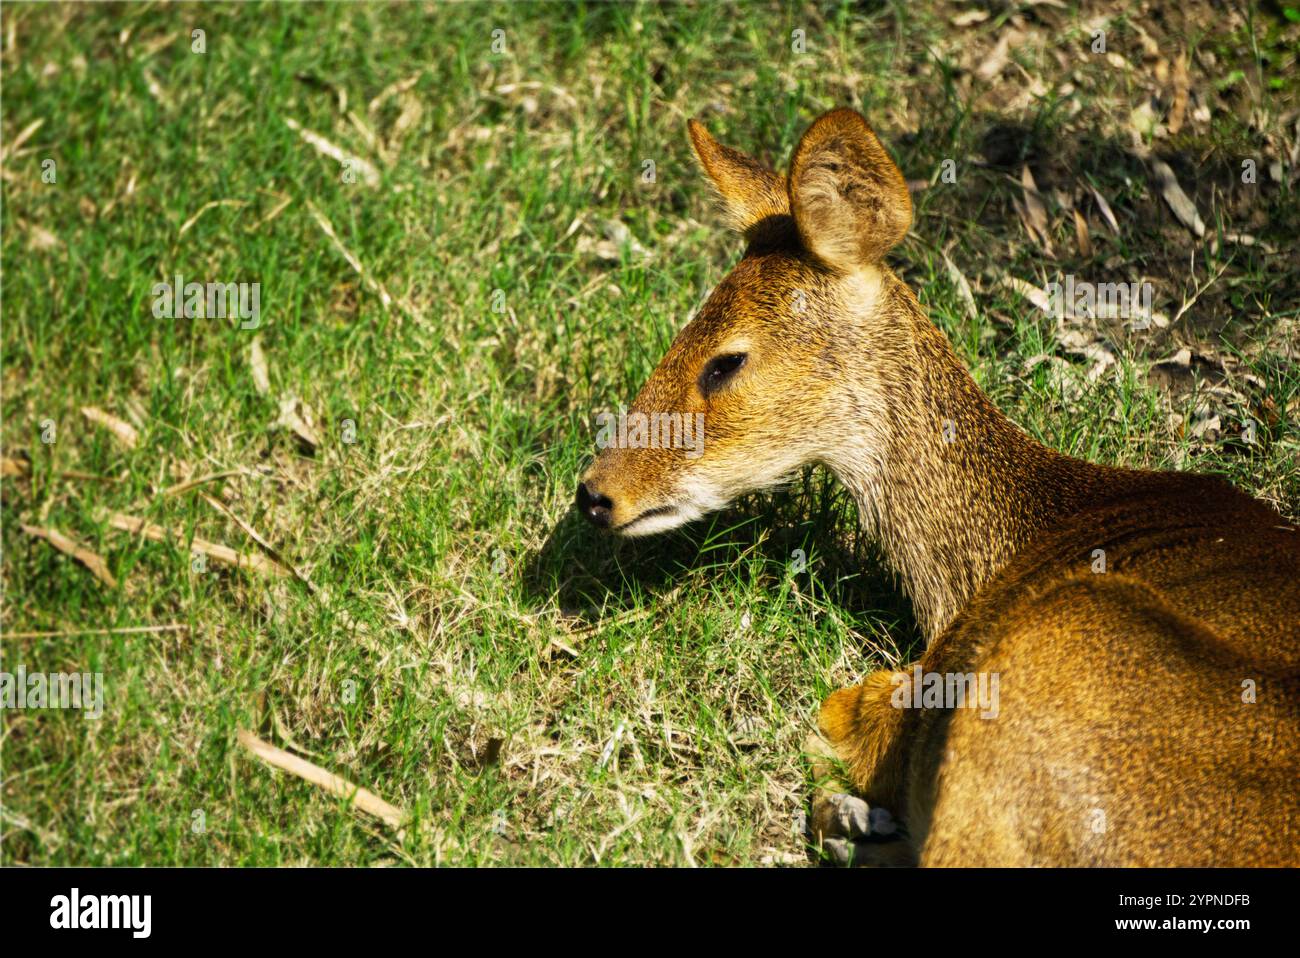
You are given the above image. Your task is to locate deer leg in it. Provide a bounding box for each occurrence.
[805,669,916,866]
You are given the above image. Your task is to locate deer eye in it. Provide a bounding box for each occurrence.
[698,352,747,396]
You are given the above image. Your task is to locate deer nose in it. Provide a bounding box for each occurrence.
[576,481,614,529]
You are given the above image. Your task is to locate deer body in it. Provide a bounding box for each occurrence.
[578,109,1300,866]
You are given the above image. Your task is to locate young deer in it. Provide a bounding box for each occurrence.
[577,108,1300,866]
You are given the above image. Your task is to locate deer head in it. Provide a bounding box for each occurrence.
[577,108,916,537]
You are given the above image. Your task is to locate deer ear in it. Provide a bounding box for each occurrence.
[688,118,790,234]
[788,109,912,271]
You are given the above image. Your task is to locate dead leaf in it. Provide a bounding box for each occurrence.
[26,221,60,250]
[1129,99,1161,139]
[1023,354,1084,401]
[275,395,322,453]
[1189,413,1221,441]
[1212,232,1277,255]
[1000,276,1052,314]
[975,31,1014,82]
[2,456,30,477]
[1073,208,1093,257]
[1167,52,1189,135]
[1086,184,1121,235]
[942,251,978,321]
[81,406,139,448]
[20,524,118,588]
[952,10,989,27]
[577,219,650,263]
[599,218,649,257]
[576,235,621,262]
[1149,157,1205,237]
[249,336,270,395]
[1020,165,1054,256]
[1057,328,1117,381]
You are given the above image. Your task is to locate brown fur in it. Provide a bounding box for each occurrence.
[579,108,1300,865]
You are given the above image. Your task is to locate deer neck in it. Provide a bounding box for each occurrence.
[824,277,1111,642]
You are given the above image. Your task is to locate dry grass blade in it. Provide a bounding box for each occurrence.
[494,81,579,111]
[346,110,383,159]
[0,807,62,851]
[284,116,380,186]
[236,730,407,830]
[142,68,169,109]
[1,623,188,639]
[198,491,320,596]
[368,71,423,114]
[81,406,139,448]
[178,199,246,237]
[309,201,430,327]
[249,193,293,232]
[159,470,242,498]
[305,200,393,309]
[1172,259,1230,325]
[108,512,290,577]
[59,470,122,483]
[249,335,271,395]
[1211,231,1277,255]
[385,95,422,153]
[19,524,118,588]
[0,118,45,166]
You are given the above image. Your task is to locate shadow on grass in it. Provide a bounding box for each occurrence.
[927,112,1299,345]
[520,468,923,655]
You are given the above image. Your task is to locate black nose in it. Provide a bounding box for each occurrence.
[576,482,614,529]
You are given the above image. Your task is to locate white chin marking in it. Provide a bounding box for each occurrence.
[617,481,729,537]
[618,507,692,537]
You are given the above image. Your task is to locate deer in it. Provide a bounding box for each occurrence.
[575,107,1300,867]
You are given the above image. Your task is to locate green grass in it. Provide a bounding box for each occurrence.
[3,1,1297,866]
